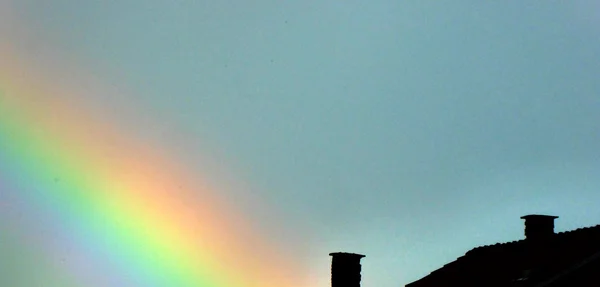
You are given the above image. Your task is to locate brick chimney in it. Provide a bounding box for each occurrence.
[329,252,365,287]
[520,214,558,240]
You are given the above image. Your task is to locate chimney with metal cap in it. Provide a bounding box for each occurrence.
[329,252,365,287]
[520,214,558,240]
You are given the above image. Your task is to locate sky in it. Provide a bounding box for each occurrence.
[2,1,600,287]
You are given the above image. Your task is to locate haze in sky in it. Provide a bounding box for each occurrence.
[2,1,600,287]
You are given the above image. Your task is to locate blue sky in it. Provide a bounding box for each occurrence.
[4,1,600,286]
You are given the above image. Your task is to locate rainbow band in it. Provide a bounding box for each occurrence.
[0,51,299,287]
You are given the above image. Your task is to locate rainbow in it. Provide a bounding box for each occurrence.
[0,47,302,287]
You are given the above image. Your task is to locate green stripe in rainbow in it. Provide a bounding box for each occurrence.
[0,49,302,287]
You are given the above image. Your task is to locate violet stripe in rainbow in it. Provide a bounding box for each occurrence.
[0,51,301,287]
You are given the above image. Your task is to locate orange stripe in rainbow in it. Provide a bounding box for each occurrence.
[0,47,303,287]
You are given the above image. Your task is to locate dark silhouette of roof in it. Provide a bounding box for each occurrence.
[406,215,600,287]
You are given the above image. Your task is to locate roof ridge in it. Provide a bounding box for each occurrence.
[466,239,524,255]
[467,224,600,254]
[556,224,600,234]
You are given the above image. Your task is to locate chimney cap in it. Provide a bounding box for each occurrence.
[329,252,366,259]
[520,214,559,220]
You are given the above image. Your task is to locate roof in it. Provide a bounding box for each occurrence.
[534,248,600,287]
[406,223,600,287]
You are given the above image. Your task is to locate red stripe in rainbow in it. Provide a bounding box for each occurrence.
[0,47,303,287]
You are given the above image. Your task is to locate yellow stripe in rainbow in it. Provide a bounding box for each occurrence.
[0,49,301,287]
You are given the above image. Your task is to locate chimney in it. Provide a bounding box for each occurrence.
[329,252,365,287]
[520,214,558,240]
